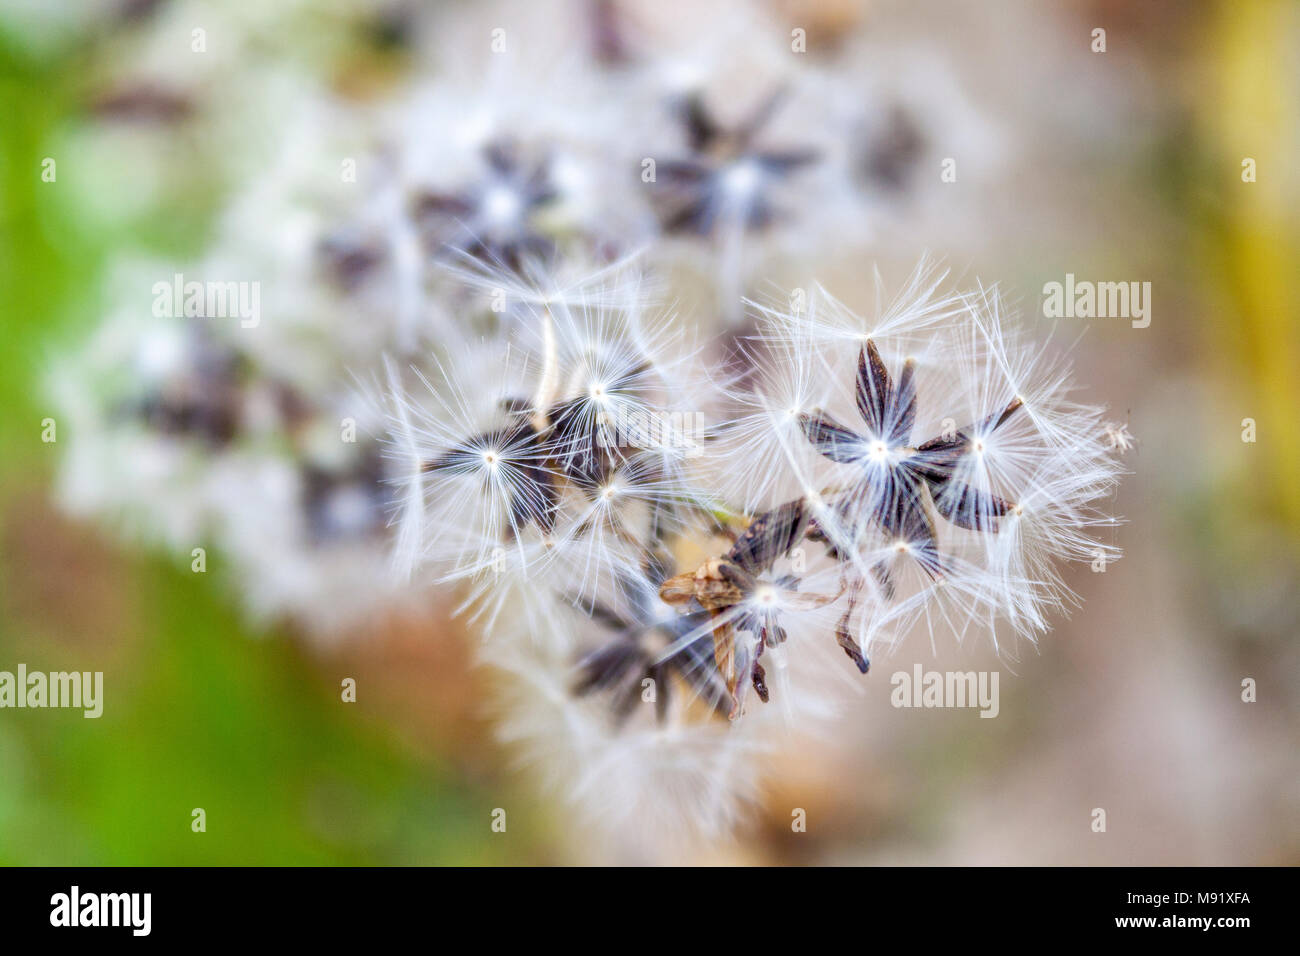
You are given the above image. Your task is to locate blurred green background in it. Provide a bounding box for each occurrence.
[0,13,553,866]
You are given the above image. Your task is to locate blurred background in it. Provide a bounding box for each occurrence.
[0,0,1296,865]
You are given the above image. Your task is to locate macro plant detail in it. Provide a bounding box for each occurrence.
[381,263,1129,847]
[40,0,1137,848]
[655,88,819,237]
[410,139,562,269]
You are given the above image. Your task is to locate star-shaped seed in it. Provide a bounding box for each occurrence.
[423,412,561,538]
[798,340,1022,553]
[412,139,558,268]
[573,556,732,722]
[659,499,841,716]
[655,89,819,235]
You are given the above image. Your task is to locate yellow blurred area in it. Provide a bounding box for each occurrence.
[1203,0,1300,526]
